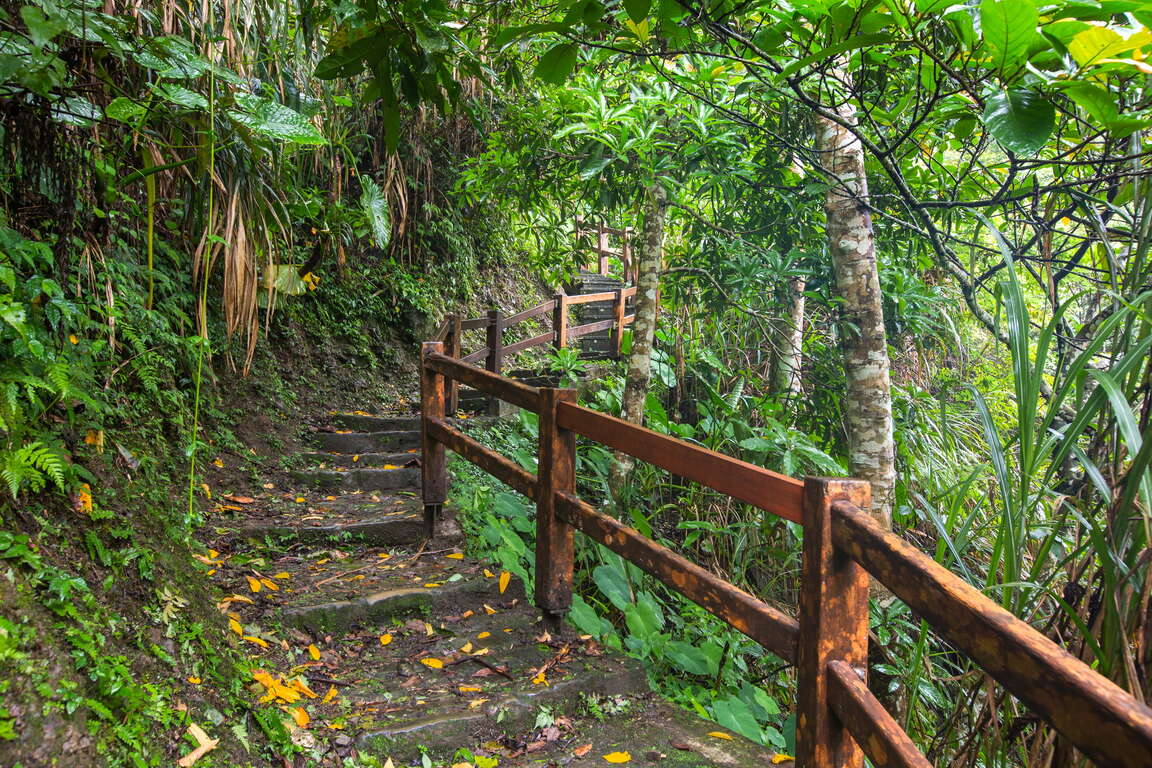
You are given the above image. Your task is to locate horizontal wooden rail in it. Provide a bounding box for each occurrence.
[556,401,803,523]
[568,318,617,340]
[434,318,452,342]
[505,300,556,326]
[555,491,799,663]
[426,417,537,498]
[460,347,489,365]
[460,317,490,331]
[831,499,1152,767]
[623,285,637,298]
[504,331,555,356]
[424,353,541,413]
[565,290,619,306]
[826,660,932,768]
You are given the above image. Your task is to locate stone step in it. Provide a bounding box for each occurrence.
[329,413,421,432]
[299,450,419,469]
[291,467,420,492]
[314,430,420,454]
[216,490,426,546]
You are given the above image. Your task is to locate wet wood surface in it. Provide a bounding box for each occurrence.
[832,499,1152,767]
[568,317,617,339]
[425,353,540,413]
[424,416,537,499]
[797,478,870,768]
[555,490,799,663]
[826,660,933,768]
[535,388,577,615]
[555,401,804,523]
[503,331,556,356]
[505,300,556,326]
[419,342,447,536]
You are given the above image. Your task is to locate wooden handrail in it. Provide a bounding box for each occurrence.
[505,300,556,326]
[419,345,1152,767]
[556,401,803,523]
[831,499,1152,766]
[556,490,799,662]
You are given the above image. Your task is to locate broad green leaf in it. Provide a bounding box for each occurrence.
[359,178,390,249]
[20,6,68,48]
[1067,26,1149,67]
[150,82,207,110]
[711,696,763,744]
[533,43,578,85]
[981,89,1054,155]
[228,95,327,146]
[1062,82,1117,124]
[979,0,1037,72]
[624,0,651,24]
[105,97,147,124]
[593,563,632,611]
[266,264,308,296]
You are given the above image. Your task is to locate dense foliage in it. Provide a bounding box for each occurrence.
[2,0,1151,765]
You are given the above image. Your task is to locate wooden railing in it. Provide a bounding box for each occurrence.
[431,287,637,414]
[418,344,1152,768]
[575,216,634,282]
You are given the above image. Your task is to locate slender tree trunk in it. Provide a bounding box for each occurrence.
[815,105,896,529]
[771,276,806,401]
[609,182,667,494]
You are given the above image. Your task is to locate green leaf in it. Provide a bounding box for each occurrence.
[359,178,390,249]
[20,6,68,48]
[150,82,207,110]
[228,95,327,146]
[105,97,147,124]
[711,696,763,744]
[1062,82,1117,124]
[981,89,1054,155]
[533,43,579,85]
[666,640,720,676]
[593,563,632,611]
[979,0,1037,73]
[624,0,651,23]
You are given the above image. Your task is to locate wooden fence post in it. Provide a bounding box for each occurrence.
[611,288,626,358]
[598,225,610,274]
[553,293,568,350]
[536,387,577,624]
[420,342,448,538]
[797,477,871,768]
[486,309,504,416]
[446,314,462,416]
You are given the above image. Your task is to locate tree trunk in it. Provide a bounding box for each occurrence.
[771,276,806,401]
[609,182,667,495]
[815,105,896,529]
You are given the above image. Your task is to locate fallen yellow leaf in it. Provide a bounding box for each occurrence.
[308,644,321,661]
[77,483,93,514]
[295,496,306,503]
[289,707,310,728]
[476,631,491,640]
[483,569,494,578]
[68,333,79,344]
[424,582,442,588]
[273,571,290,579]
[246,576,262,593]
[228,618,244,636]
[212,457,224,468]
[423,621,434,636]
[708,731,733,740]
[259,578,279,591]
[483,604,497,615]
[243,635,269,648]
[176,723,218,767]
[446,552,464,560]
[187,676,201,684]
[420,657,444,669]
[459,685,482,693]
[531,671,547,686]
[379,633,392,646]
[498,571,511,594]
[326,721,345,730]
[603,751,631,763]
[771,755,795,764]
[467,699,488,710]
[460,642,474,654]
[323,686,338,704]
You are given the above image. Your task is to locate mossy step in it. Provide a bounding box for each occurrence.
[330,413,421,432]
[291,467,421,492]
[314,430,420,454]
[236,512,425,547]
[299,450,419,469]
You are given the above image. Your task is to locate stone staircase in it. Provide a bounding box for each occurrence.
[211,409,786,766]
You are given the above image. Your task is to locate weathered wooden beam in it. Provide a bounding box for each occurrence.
[425,416,537,498]
[565,290,619,306]
[460,347,489,365]
[568,318,617,339]
[486,309,504,416]
[460,317,491,330]
[555,491,799,663]
[553,293,568,350]
[797,478,871,768]
[505,300,557,327]
[611,288,626,358]
[446,314,462,416]
[536,388,577,618]
[832,499,1152,768]
[503,331,556,356]
[555,401,804,523]
[420,342,447,537]
[826,660,933,768]
[424,353,540,413]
